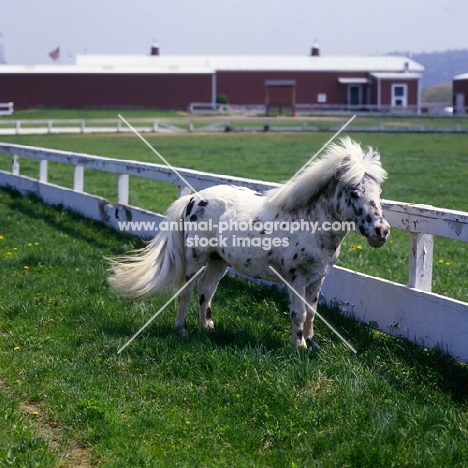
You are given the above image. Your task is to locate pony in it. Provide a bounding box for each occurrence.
[108,137,390,349]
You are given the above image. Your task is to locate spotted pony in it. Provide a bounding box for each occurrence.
[108,137,389,348]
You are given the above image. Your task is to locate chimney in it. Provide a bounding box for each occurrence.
[151,43,160,56]
[311,41,320,56]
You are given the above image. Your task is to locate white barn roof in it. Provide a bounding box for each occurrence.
[0,63,213,74]
[454,73,468,80]
[0,54,424,76]
[76,54,424,74]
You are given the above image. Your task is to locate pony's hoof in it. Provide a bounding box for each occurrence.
[306,337,320,350]
[202,321,215,332]
[176,325,189,338]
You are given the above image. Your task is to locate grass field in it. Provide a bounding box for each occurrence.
[0,125,468,466]
[0,131,467,301]
[1,189,468,467]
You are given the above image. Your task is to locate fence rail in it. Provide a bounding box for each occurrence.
[189,101,461,116]
[0,102,14,116]
[1,143,467,362]
[1,116,468,136]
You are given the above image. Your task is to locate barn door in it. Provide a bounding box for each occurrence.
[392,84,408,107]
[348,86,362,106]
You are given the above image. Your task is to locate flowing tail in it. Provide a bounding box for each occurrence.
[108,195,190,298]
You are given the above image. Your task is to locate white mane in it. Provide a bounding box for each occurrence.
[266,136,387,212]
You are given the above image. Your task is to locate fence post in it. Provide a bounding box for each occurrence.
[73,166,84,192]
[178,186,191,198]
[39,160,48,183]
[408,232,433,291]
[117,174,129,205]
[48,120,53,133]
[12,155,20,175]
[81,120,86,133]
[15,121,21,135]
[152,121,159,132]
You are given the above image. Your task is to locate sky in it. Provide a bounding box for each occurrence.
[0,0,467,65]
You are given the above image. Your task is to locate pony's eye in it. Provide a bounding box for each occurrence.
[350,190,359,199]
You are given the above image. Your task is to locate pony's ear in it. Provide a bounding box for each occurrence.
[369,151,380,161]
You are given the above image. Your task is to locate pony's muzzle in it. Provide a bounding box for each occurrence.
[367,219,390,248]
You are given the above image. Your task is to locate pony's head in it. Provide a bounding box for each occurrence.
[267,136,389,248]
[334,138,390,248]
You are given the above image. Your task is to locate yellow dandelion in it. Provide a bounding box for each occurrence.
[438,259,444,264]
[13,247,17,251]
[34,242,39,246]
[6,251,12,256]
[27,242,32,247]
[445,262,450,266]
[356,245,363,250]
[32,411,39,416]
[0,235,4,240]
[14,346,20,351]
[24,266,29,270]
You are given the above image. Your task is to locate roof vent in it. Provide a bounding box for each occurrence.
[151,43,160,56]
[311,41,320,56]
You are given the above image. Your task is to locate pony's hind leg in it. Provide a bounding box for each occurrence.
[175,260,203,336]
[174,278,196,337]
[197,257,228,331]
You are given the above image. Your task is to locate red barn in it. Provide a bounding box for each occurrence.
[0,45,424,112]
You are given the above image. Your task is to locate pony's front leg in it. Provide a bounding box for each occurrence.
[288,287,308,348]
[303,280,324,350]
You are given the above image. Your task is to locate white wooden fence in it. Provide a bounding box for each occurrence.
[1,143,467,362]
[1,118,467,136]
[0,102,14,116]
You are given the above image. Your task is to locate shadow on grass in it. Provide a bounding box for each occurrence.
[2,189,143,254]
[322,305,468,405]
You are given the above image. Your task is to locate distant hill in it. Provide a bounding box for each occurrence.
[387,49,468,89]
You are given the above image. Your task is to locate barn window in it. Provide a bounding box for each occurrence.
[317,93,327,103]
[391,84,408,107]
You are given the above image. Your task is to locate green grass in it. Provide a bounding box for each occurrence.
[1,189,468,467]
[0,131,466,302]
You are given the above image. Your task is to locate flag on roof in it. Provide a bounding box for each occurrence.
[49,47,60,61]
